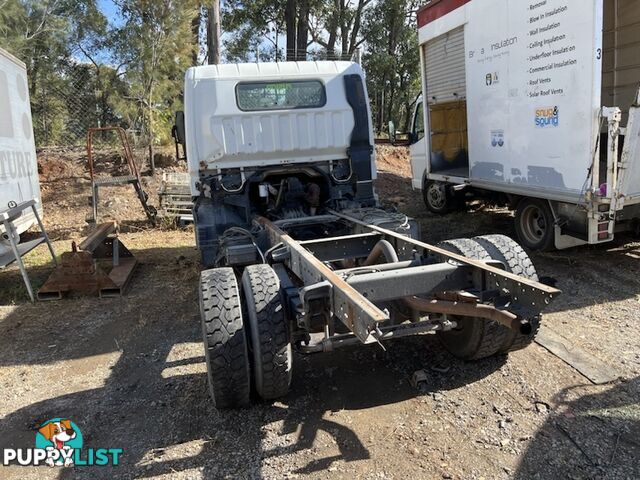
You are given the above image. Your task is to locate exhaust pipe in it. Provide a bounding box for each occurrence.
[404,296,532,334]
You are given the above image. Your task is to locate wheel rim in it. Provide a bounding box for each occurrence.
[427,183,446,210]
[520,204,547,245]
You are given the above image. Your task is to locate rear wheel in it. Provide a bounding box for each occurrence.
[473,234,542,352]
[242,265,292,400]
[514,198,555,251]
[436,238,511,360]
[200,268,251,408]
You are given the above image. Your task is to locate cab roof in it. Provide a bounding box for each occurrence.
[187,61,362,81]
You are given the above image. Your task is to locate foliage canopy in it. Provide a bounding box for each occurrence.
[0,0,420,148]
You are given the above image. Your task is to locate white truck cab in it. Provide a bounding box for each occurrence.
[178,61,381,266]
[406,0,640,250]
[183,61,376,195]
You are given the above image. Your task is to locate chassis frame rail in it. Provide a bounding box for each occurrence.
[257,210,560,345]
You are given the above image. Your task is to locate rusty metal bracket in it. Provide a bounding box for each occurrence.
[38,222,137,300]
[87,126,157,225]
[403,296,531,334]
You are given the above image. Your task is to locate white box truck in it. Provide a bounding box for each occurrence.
[405,0,640,250]
[0,47,41,254]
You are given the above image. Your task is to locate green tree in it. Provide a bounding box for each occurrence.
[308,0,371,60]
[360,0,421,134]
[222,0,287,62]
[113,0,199,149]
[0,0,112,145]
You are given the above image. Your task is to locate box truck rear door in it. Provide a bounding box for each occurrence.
[617,90,640,206]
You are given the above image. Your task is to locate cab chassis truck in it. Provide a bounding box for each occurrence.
[176,62,560,408]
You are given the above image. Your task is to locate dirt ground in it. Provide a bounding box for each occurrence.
[0,146,638,479]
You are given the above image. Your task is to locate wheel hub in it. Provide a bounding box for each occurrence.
[521,205,547,244]
[428,183,446,210]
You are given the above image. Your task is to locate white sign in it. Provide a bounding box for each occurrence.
[464,0,602,194]
[0,48,42,234]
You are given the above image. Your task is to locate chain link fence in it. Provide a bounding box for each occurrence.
[32,63,148,151]
[32,50,362,148]
[31,61,159,183]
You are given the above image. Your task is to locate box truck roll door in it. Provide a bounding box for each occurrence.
[602,0,640,126]
[424,26,469,178]
[601,0,640,206]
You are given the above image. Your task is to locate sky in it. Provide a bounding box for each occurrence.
[97,0,123,28]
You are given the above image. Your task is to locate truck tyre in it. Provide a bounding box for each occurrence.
[424,180,460,214]
[242,264,292,400]
[200,268,251,408]
[514,198,555,251]
[473,234,541,352]
[435,239,511,360]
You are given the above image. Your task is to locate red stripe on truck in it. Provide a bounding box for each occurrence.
[417,0,471,28]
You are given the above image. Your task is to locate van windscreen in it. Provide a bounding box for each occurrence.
[236,80,326,111]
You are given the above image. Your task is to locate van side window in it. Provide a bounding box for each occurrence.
[413,102,425,141]
[236,80,326,111]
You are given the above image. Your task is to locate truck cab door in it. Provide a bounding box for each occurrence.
[409,99,427,190]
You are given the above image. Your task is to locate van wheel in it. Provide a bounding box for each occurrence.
[473,234,541,352]
[242,265,292,400]
[200,268,251,408]
[424,180,452,214]
[514,198,555,251]
[435,239,511,360]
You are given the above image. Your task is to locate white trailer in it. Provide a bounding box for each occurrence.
[0,47,41,253]
[406,0,640,250]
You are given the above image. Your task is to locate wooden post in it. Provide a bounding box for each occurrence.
[285,0,297,61]
[207,0,221,64]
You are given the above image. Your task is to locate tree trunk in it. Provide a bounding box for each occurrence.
[325,0,340,59]
[191,4,202,65]
[296,0,309,61]
[348,0,366,55]
[285,0,297,61]
[402,101,412,132]
[207,0,221,64]
[148,84,155,175]
[340,0,349,60]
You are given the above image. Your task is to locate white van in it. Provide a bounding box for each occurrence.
[405,0,640,250]
[0,47,41,253]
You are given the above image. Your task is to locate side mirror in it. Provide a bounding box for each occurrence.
[173,111,185,145]
[388,120,397,145]
[172,111,186,161]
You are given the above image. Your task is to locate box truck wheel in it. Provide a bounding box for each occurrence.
[473,234,541,353]
[514,198,555,251]
[423,180,458,214]
[200,268,251,408]
[435,239,511,360]
[242,264,292,401]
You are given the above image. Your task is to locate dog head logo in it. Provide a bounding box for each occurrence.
[38,420,76,449]
[35,418,83,467]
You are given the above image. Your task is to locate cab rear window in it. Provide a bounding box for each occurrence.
[235,80,326,111]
